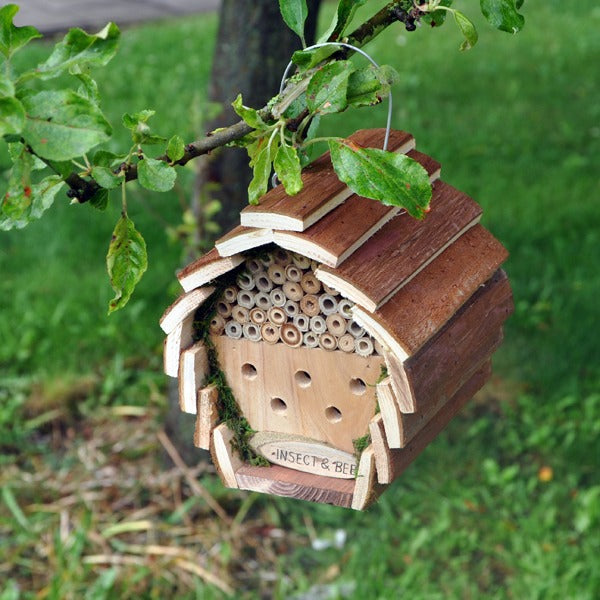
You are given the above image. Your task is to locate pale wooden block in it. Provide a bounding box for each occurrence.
[383,351,415,413]
[211,423,242,489]
[178,341,209,414]
[214,226,274,257]
[376,377,402,448]
[369,414,392,484]
[160,286,215,334]
[194,384,219,450]
[177,248,244,292]
[163,314,194,377]
[351,446,376,511]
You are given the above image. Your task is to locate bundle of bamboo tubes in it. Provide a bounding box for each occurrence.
[209,250,380,356]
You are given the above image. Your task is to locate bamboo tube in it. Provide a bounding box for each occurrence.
[303,331,319,348]
[310,315,327,334]
[216,300,232,318]
[291,253,311,270]
[310,260,320,271]
[236,271,255,291]
[261,323,280,344]
[269,287,286,307]
[209,314,226,335]
[300,294,320,317]
[223,286,238,304]
[355,337,374,357]
[255,272,273,293]
[273,248,291,266]
[225,321,243,339]
[284,300,300,318]
[301,272,321,295]
[245,258,263,274]
[283,281,304,302]
[267,264,287,286]
[338,333,355,353]
[281,323,302,347]
[337,298,354,319]
[268,306,287,326]
[293,314,309,332]
[254,292,272,311]
[285,264,303,283]
[348,320,366,339]
[231,305,249,324]
[373,338,386,356]
[249,307,267,324]
[242,322,262,342]
[319,332,337,351]
[326,313,347,336]
[237,290,255,309]
[319,293,338,315]
[259,254,274,268]
[323,283,340,297]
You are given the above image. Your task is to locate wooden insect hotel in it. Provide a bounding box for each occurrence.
[160,129,513,510]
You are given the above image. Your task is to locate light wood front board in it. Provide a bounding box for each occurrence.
[177,248,244,292]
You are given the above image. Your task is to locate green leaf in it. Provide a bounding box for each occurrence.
[122,109,155,130]
[278,0,308,43]
[106,213,148,314]
[453,10,478,50]
[307,60,354,115]
[166,135,185,162]
[326,0,368,41]
[21,90,112,161]
[329,139,432,218]
[0,96,25,136]
[0,4,42,59]
[274,144,303,196]
[137,157,176,192]
[32,23,120,80]
[480,0,524,33]
[122,109,164,144]
[92,150,127,168]
[91,166,124,189]
[0,71,15,96]
[75,72,100,104]
[248,138,278,205]
[89,187,109,211]
[346,65,398,108]
[29,176,65,220]
[232,94,267,130]
[292,46,336,71]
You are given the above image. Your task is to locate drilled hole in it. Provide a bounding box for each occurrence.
[271,397,288,414]
[295,370,312,388]
[325,406,342,423]
[350,378,367,395]
[241,363,257,380]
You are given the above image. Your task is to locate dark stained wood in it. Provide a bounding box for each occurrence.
[354,224,509,359]
[403,269,513,416]
[316,180,483,311]
[239,129,415,232]
[235,464,355,508]
[177,248,244,292]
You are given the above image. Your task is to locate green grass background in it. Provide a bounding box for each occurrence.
[1,0,599,597]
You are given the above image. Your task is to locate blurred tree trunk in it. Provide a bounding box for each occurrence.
[165,0,322,465]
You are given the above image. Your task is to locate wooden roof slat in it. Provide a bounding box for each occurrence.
[272,149,441,269]
[315,180,483,311]
[159,285,215,334]
[177,248,244,292]
[352,224,508,360]
[239,129,415,233]
[215,226,274,257]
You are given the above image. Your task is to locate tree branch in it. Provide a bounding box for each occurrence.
[64,0,413,203]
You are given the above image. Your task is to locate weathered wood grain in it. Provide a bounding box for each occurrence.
[369,413,392,484]
[235,463,355,507]
[239,129,415,232]
[163,314,195,377]
[194,384,219,450]
[316,180,482,312]
[178,341,209,414]
[214,226,274,258]
[177,248,244,292]
[351,446,378,511]
[211,423,242,489]
[159,286,215,334]
[353,224,508,360]
[376,377,403,448]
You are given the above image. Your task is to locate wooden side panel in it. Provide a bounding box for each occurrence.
[211,423,242,489]
[214,226,274,258]
[369,414,392,484]
[351,446,379,510]
[235,464,355,508]
[177,248,244,292]
[386,362,493,484]
[163,314,195,377]
[354,225,508,358]
[240,129,415,232]
[315,181,482,312]
[178,341,209,414]
[194,384,219,450]
[160,286,215,334]
[376,377,403,448]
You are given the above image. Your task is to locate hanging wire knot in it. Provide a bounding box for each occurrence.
[272,41,394,188]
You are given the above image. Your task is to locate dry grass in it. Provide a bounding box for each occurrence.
[0,406,310,598]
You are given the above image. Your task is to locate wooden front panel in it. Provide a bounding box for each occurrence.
[212,336,383,454]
